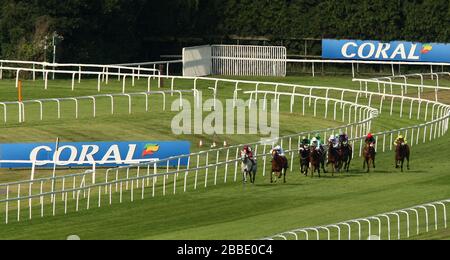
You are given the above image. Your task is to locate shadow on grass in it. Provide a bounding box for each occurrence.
[254,182,304,187]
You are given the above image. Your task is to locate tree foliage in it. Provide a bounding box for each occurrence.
[0,0,448,62]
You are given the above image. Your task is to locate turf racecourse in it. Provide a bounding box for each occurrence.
[0,74,449,240]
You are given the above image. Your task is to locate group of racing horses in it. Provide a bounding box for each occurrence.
[241,134,411,184]
[299,139,353,178]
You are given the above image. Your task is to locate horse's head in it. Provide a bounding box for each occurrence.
[300,146,310,157]
[364,143,375,152]
[328,142,335,150]
[272,150,278,157]
[310,148,321,161]
[369,144,376,153]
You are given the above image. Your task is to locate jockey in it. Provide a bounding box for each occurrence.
[243,145,254,160]
[394,135,408,146]
[365,133,376,146]
[300,136,310,149]
[339,132,349,144]
[329,135,338,148]
[311,137,321,151]
[271,145,286,158]
[315,133,323,147]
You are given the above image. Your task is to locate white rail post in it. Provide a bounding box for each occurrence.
[5,185,9,224]
[419,206,429,233]
[214,150,220,185]
[224,149,230,183]
[97,74,101,92]
[197,152,207,189]
[194,154,200,190]
[234,147,239,182]
[122,75,127,93]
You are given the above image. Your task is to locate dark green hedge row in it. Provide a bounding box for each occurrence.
[0,0,448,63]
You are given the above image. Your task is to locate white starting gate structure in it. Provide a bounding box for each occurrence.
[183,45,287,77]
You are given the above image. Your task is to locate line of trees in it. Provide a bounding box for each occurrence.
[0,0,449,63]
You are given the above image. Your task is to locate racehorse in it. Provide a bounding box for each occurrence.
[309,148,322,178]
[339,142,353,173]
[327,143,341,176]
[395,142,410,172]
[241,151,257,184]
[363,143,376,173]
[271,150,288,183]
[299,146,311,176]
[318,146,328,173]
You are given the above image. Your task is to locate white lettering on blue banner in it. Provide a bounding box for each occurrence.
[322,39,450,62]
[0,141,191,168]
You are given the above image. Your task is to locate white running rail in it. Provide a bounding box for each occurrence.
[263,199,450,240]
[0,63,449,230]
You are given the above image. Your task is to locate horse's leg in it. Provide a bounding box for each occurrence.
[331,162,334,177]
[407,156,410,171]
[346,157,351,172]
[307,163,310,176]
[300,161,303,175]
[401,159,404,172]
[305,162,309,176]
[334,162,337,176]
[365,159,370,173]
[372,156,375,169]
[395,155,399,168]
[406,149,410,171]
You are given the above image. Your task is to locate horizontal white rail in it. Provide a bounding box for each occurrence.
[210,57,450,77]
[0,90,191,123]
[215,57,450,67]
[115,60,183,66]
[0,59,160,73]
[263,199,450,240]
[0,63,449,229]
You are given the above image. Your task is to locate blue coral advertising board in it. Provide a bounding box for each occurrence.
[0,141,191,168]
[322,39,450,63]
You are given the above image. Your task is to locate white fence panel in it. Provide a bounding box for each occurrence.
[211,45,287,77]
[182,45,212,77]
